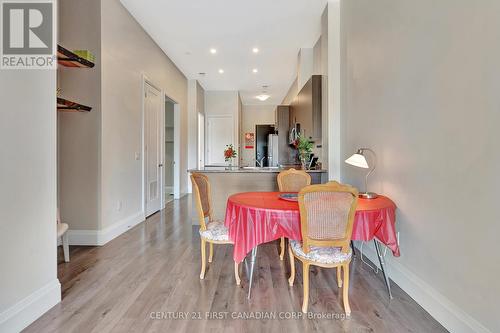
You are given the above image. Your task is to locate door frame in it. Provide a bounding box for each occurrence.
[141,75,181,216]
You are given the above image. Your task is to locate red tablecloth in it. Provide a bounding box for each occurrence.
[224,192,399,263]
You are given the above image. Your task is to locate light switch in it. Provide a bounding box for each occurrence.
[135,152,140,160]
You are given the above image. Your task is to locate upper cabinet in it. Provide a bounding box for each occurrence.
[289,75,322,141]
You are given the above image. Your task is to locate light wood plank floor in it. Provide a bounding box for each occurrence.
[26,196,447,333]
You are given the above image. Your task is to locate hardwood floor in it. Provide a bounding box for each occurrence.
[26,196,446,333]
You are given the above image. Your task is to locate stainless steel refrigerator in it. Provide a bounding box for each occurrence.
[267,134,279,167]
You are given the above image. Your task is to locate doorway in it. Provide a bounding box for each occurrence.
[143,77,181,217]
[198,112,205,168]
[255,124,275,167]
[164,98,175,204]
[143,81,162,216]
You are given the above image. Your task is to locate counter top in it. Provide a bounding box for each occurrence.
[188,166,327,173]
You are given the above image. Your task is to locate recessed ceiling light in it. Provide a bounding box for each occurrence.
[252,48,259,53]
[210,48,217,54]
[252,68,258,73]
[218,69,224,74]
[256,94,270,101]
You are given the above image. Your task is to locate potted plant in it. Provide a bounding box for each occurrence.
[293,134,313,170]
[224,144,237,167]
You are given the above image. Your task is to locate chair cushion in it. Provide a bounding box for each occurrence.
[57,223,69,238]
[290,239,352,264]
[199,221,230,242]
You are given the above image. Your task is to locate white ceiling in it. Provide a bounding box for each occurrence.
[120,0,327,105]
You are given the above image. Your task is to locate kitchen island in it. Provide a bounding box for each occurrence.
[188,166,327,224]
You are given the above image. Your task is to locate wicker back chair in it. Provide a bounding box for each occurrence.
[288,181,358,315]
[191,173,213,231]
[277,168,311,192]
[298,181,358,254]
[276,168,312,260]
[190,172,240,284]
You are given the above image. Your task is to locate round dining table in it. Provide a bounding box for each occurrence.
[224,191,399,298]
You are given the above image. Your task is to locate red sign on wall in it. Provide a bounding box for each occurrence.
[244,133,254,149]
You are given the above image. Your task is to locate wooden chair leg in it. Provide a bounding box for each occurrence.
[343,263,351,316]
[279,237,285,260]
[62,233,70,262]
[336,266,342,288]
[234,262,241,285]
[200,239,206,279]
[288,244,295,286]
[301,263,310,313]
[208,242,214,263]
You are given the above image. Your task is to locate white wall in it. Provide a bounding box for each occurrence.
[240,105,276,166]
[297,48,314,91]
[0,69,60,331]
[339,0,499,332]
[204,91,240,166]
[187,80,205,191]
[281,78,298,105]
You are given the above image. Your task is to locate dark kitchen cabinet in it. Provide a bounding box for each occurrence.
[289,75,322,141]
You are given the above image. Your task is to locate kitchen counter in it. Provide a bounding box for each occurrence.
[188,166,327,173]
[188,166,327,224]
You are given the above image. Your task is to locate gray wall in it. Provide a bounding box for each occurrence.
[58,0,101,230]
[240,105,276,166]
[100,0,188,229]
[340,0,500,331]
[59,0,189,233]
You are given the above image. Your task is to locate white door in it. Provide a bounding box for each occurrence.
[206,115,234,165]
[144,83,162,216]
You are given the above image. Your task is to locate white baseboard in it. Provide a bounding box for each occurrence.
[0,279,61,333]
[67,211,145,246]
[354,241,491,333]
[67,229,100,246]
[98,211,145,245]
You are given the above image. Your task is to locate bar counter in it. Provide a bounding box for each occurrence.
[188,166,327,224]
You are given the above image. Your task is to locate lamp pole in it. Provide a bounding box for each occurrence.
[359,148,378,199]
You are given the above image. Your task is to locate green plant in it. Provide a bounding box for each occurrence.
[296,134,313,155]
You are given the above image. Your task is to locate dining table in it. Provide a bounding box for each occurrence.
[224,191,399,299]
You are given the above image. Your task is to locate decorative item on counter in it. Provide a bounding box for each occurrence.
[224,144,237,167]
[73,50,95,63]
[293,133,313,170]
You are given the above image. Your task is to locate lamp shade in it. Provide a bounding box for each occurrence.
[345,153,369,169]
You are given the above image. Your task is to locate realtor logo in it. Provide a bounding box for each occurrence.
[1,0,55,69]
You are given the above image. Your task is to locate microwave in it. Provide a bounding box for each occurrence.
[289,123,300,144]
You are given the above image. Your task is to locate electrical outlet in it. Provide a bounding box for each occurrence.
[135,152,140,160]
[117,200,122,211]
